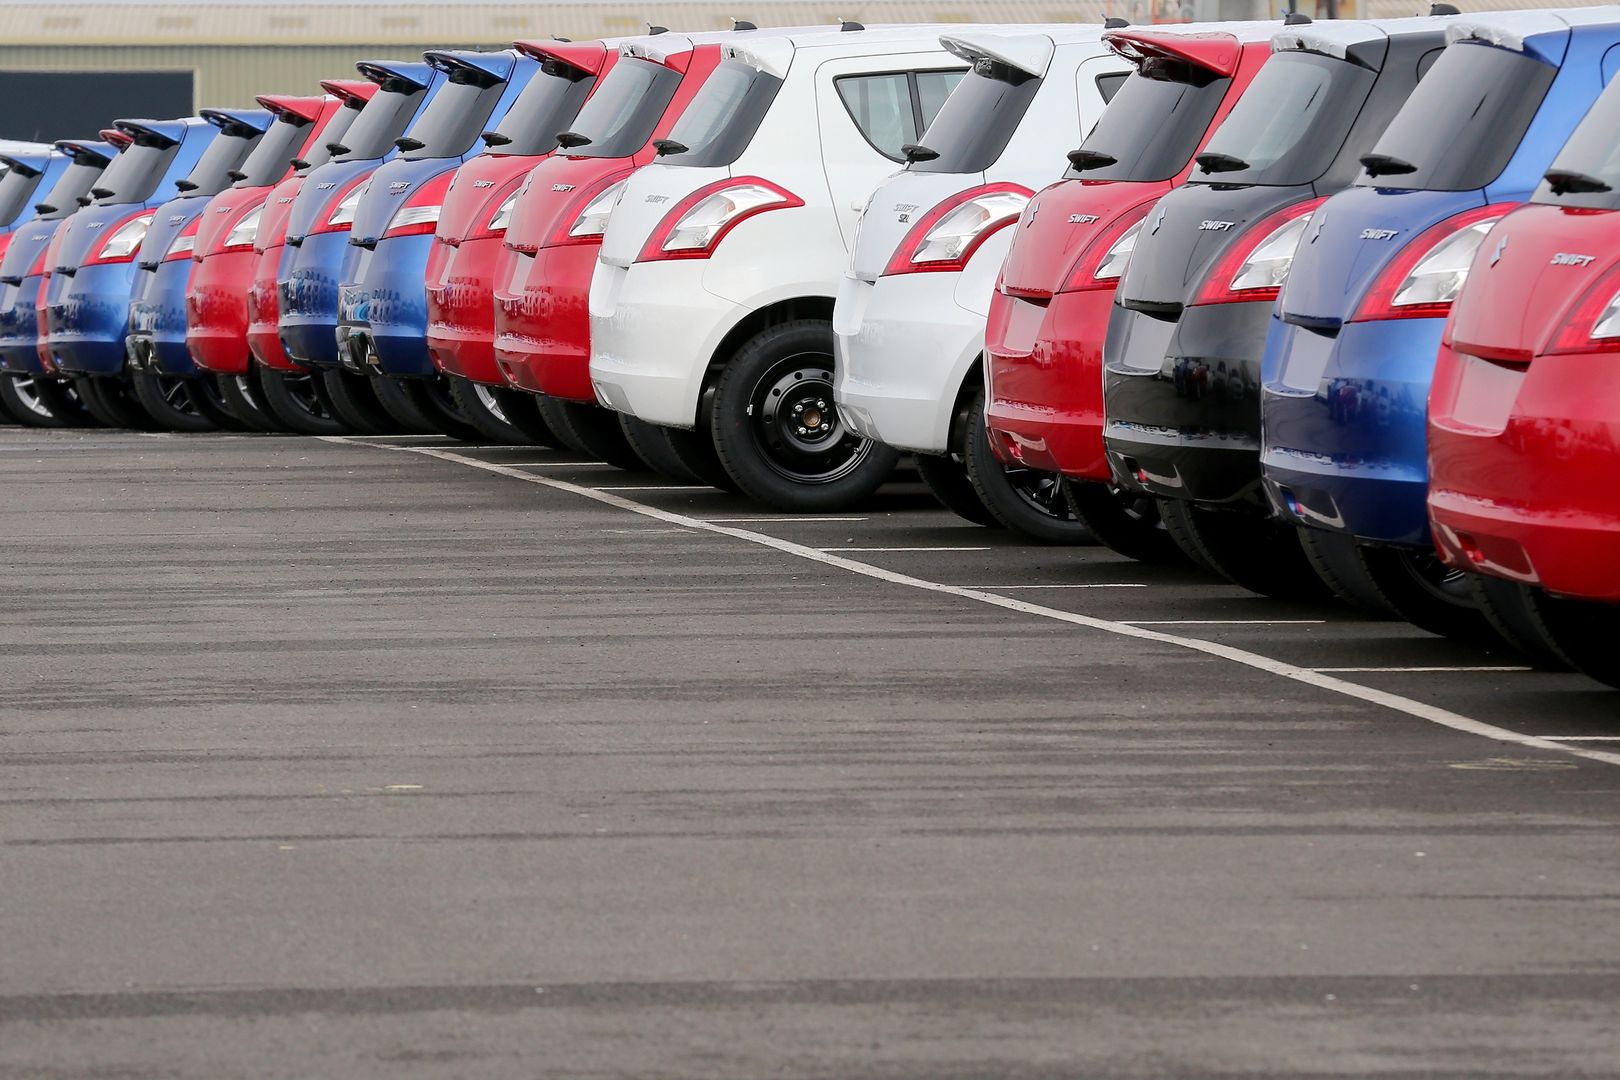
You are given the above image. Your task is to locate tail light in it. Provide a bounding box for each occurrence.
[884,183,1033,276]
[312,176,370,234]
[81,210,155,266]
[27,241,49,278]
[1543,260,1620,356]
[1060,203,1153,294]
[221,206,263,253]
[637,177,802,263]
[1352,203,1515,322]
[487,190,520,233]
[381,171,454,239]
[163,216,204,262]
[556,176,629,245]
[1193,197,1326,306]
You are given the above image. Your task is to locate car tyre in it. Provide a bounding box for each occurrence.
[446,374,526,443]
[35,377,101,426]
[1519,587,1620,689]
[215,370,283,432]
[658,423,739,492]
[258,366,349,435]
[1466,574,1569,670]
[710,319,898,511]
[130,369,218,432]
[489,388,564,448]
[371,375,482,440]
[535,396,645,469]
[321,370,402,434]
[914,452,998,527]
[620,414,699,481]
[1157,497,1334,600]
[962,388,1090,543]
[1065,480,1186,564]
[0,373,70,427]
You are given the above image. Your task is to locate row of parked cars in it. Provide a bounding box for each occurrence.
[0,10,1614,690]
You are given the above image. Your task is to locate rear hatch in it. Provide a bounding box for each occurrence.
[54,119,191,271]
[0,140,118,283]
[254,82,373,250]
[0,145,53,231]
[135,107,271,267]
[191,99,319,256]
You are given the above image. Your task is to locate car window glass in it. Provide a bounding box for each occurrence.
[915,70,964,129]
[95,143,173,203]
[663,60,783,168]
[302,105,359,171]
[1096,71,1128,103]
[0,165,41,225]
[403,79,505,159]
[911,58,1038,173]
[38,160,106,218]
[1067,59,1229,183]
[489,65,596,156]
[183,131,257,196]
[837,73,915,160]
[234,117,306,187]
[339,87,424,159]
[1534,74,1620,210]
[566,57,682,158]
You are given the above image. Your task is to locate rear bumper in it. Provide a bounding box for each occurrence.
[337,233,434,378]
[277,231,350,368]
[984,285,1113,480]
[1102,299,1271,505]
[127,260,196,376]
[0,273,45,374]
[45,261,138,376]
[1260,315,1443,547]
[186,248,255,375]
[426,234,502,385]
[1428,345,1620,602]
[248,243,298,372]
[832,272,982,456]
[493,241,598,401]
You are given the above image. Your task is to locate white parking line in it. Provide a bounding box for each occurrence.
[967,583,1148,589]
[501,461,624,468]
[1539,736,1620,741]
[704,516,870,523]
[598,485,717,492]
[1317,666,1534,673]
[1128,619,1327,626]
[820,546,993,553]
[324,437,1620,769]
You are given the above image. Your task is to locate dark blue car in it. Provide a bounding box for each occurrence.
[335,48,538,435]
[1259,7,1620,640]
[0,138,119,425]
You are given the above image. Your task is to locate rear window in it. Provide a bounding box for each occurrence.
[840,69,965,164]
[338,87,424,160]
[301,104,360,171]
[1096,71,1129,102]
[0,165,42,225]
[93,143,175,203]
[1066,59,1229,183]
[487,64,596,156]
[182,131,258,196]
[1193,50,1375,187]
[402,78,504,159]
[1534,75,1620,210]
[661,60,783,168]
[37,160,106,218]
[1359,43,1555,192]
[561,57,680,159]
[234,116,307,187]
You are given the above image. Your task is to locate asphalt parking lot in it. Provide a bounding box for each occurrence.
[4,425,1619,1079]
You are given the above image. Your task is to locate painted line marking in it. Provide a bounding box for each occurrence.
[1538,736,1620,742]
[1316,666,1534,674]
[1127,619,1327,626]
[501,461,624,469]
[334,434,453,440]
[819,546,993,552]
[320,436,1620,769]
[966,583,1148,590]
[704,516,870,523]
[597,485,717,492]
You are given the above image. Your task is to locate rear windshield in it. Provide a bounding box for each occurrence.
[1533,74,1620,210]
[37,159,107,218]
[0,165,43,225]
[182,131,258,197]
[93,142,175,203]
[402,78,505,159]
[1066,59,1229,183]
[488,64,596,156]
[564,57,681,159]
[301,104,360,171]
[234,116,307,187]
[661,60,783,168]
[1193,50,1374,187]
[1359,43,1554,192]
[910,60,1031,172]
[338,87,425,160]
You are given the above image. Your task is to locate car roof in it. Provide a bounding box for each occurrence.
[1272,13,1456,58]
[1448,6,1620,58]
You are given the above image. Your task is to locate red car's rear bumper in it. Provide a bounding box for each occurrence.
[186,248,256,375]
[426,234,503,386]
[247,242,300,372]
[492,241,597,402]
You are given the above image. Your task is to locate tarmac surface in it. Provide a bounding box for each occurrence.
[3,425,1619,1079]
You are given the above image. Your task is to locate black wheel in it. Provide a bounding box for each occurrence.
[489,387,564,448]
[535,395,645,470]
[81,375,159,430]
[914,452,998,527]
[1300,528,1507,644]
[321,369,404,435]
[0,372,69,427]
[1520,588,1620,689]
[130,369,218,432]
[1065,480,1187,564]
[258,366,349,436]
[710,319,898,512]
[33,378,100,427]
[185,375,247,431]
[620,413,699,481]
[370,374,481,440]
[446,374,526,443]
[1467,574,1569,670]
[215,370,282,432]
[1157,497,1335,600]
[659,423,739,493]
[962,387,1089,544]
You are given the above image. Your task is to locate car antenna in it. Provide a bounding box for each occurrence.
[646,23,668,34]
[1103,17,1129,28]
[732,18,757,30]
[1428,3,1461,13]
[1283,11,1312,25]
[840,19,865,31]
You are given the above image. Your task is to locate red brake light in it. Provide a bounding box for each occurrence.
[81,209,156,266]
[637,177,802,263]
[1352,203,1517,322]
[1192,197,1326,306]
[884,183,1033,276]
[543,169,634,250]
[1543,258,1620,356]
[162,215,204,262]
[1059,201,1154,294]
[381,170,455,239]
[309,173,372,235]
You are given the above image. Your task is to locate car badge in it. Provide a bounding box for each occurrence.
[473,179,494,189]
[168,215,185,225]
[389,181,409,194]
[1489,235,1508,267]
[1068,213,1099,225]
[1551,252,1595,267]
[1197,219,1235,232]
[552,184,575,193]
[1359,228,1399,241]
[1149,206,1166,236]
[316,182,336,190]
[644,194,669,204]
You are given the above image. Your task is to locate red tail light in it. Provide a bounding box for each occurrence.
[27,242,48,278]
[1059,202,1154,294]
[217,205,264,254]
[1192,197,1326,306]
[80,209,156,266]
[637,177,802,263]
[543,169,634,250]
[884,183,1033,277]
[1543,259,1620,356]
[1352,203,1517,322]
[382,170,455,240]
[162,215,204,262]
[309,173,372,235]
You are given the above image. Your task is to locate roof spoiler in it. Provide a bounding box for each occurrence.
[113,119,186,150]
[621,34,698,72]
[354,59,434,94]
[939,32,1055,78]
[424,49,517,88]
[254,93,327,125]
[0,145,53,177]
[53,139,119,167]
[318,78,378,108]
[1105,30,1243,77]
[200,107,275,139]
[514,39,609,76]
[99,127,134,149]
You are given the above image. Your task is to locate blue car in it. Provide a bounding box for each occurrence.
[0,138,120,425]
[277,59,440,402]
[122,107,272,429]
[1259,7,1620,640]
[335,48,538,435]
[44,117,222,427]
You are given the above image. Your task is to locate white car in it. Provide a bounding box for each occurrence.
[589,23,1008,511]
[833,26,1131,540]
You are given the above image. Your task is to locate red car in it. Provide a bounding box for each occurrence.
[1427,77,1620,688]
[186,87,367,429]
[490,30,738,468]
[424,39,617,443]
[982,23,1274,560]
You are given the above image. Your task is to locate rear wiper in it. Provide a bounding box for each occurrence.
[1544,168,1612,195]
[481,130,513,147]
[76,195,94,207]
[1067,148,1117,172]
[289,158,310,171]
[33,202,56,215]
[1360,152,1417,177]
[554,130,591,149]
[89,186,115,200]
[174,179,199,192]
[901,143,939,164]
[325,142,351,157]
[1195,152,1250,174]
[394,136,425,152]
[226,169,247,182]
[0,275,19,286]
[652,138,688,157]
